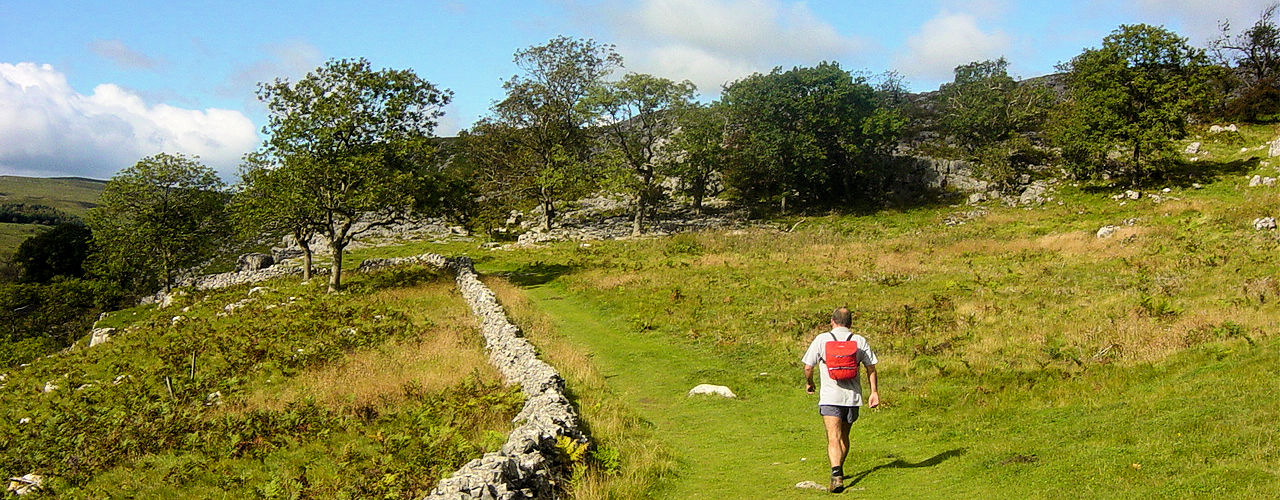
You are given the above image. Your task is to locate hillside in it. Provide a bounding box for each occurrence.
[3,125,1280,497]
[0,176,105,256]
[0,176,105,216]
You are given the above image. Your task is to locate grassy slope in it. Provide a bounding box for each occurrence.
[427,124,1280,498]
[0,175,106,215]
[0,267,518,497]
[0,175,105,255]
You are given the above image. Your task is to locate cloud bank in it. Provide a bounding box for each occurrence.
[593,0,866,93]
[0,62,259,179]
[894,11,1011,83]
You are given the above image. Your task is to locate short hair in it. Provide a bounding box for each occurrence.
[832,307,852,327]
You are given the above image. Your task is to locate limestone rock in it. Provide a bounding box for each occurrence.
[89,327,114,347]
[41,382,57,393]
[6,473,42,496]
[1126,190,1141,200]
[1209,124,1238,133]
[1097,226,1118,238]
[1254,217,1276,230]
[236,253,274,272]
[1270,139,1280,158]
[688,384,737,398]
[1184,141,1201,154]
[796,480,826,490]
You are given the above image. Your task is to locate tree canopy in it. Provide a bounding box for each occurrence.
[592,72,697,234]
[86,153,229,293]
[477,36,622,230]
[720,62,904,213]
[254,58,451,291]
[1055,24,1215,184]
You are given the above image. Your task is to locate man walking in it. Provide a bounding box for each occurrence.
[801,306,879,493]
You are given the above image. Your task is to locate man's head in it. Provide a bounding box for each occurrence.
[831,306,852,328]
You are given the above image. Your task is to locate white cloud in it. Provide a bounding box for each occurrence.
[88,39,163,70]
[219,40,324,106]
[591,0,866,93]
[0,62,259,179]
[893,11,1011,83]
[1132,0,1271,43]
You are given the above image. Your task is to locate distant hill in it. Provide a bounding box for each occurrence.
[0,175,106,256]
[0,175,106,216]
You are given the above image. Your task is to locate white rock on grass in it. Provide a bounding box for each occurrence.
[1270,139,1280,158]
[6,473,43,496]
[89,327,114,347]
[41,382,57,393]
[1254,217,1276,230]
[688,384,737,398]
[795,481,826,490]
[1184,142,1201,154]
[1096,226,1118,239]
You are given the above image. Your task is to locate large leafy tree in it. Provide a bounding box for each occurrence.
[481,36,621,230]
[231,153,320,280]
[13,222,91,283]
[1212,3,1280,120]
[668,103,729,213]
[592,73,696,234]
[720,62,903,213]
[86,153,229,293]
[1055,24,1215,183]
[256,58,450,291]
[937,58,1054,190]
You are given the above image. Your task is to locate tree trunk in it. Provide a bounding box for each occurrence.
[301,243,313,281]
[542,199,555,231]
[632,201,644,236]
[328,240,345,293]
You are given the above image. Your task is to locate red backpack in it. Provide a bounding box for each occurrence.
[824,332,859,381]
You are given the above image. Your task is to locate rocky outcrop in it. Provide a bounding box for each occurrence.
[236,253,274,272]
[140,265,328,306]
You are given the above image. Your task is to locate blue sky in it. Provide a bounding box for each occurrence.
[0,0,1271,179]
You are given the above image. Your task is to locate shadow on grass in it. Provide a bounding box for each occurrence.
[501,262,576,287]
[845,448,968,486]
[1081,157,1260,192]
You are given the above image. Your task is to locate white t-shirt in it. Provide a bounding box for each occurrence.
[801,327,877,407]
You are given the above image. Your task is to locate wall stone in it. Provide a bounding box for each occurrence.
[342,254,589,499]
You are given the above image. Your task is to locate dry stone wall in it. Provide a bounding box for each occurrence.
[133,251,584,498]
[336,254,589,499]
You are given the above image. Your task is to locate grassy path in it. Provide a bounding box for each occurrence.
[501,275,1280,499]
[515,280,972,498]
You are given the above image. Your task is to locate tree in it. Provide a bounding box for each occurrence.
[668,103,729,213]
[13,223,91,283]
[256,58,451,292]
[483,36,621,230]
[232,153,320,280]
[720,62,903,213]
[86,153,229,293]
[592,73,696,234]
[1055,24,1215,184]
[937,58,1054,191]
[1212,3,1280,120]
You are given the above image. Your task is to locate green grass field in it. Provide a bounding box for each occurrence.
[0,175,105,256]
[0,176,105,216]
[5,124,1280,497]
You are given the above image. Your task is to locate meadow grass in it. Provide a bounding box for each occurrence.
[439,123,1280,497]
[0,175,104,215]
[0,266,518,498]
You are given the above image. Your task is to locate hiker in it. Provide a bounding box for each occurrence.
[801,306,879,493]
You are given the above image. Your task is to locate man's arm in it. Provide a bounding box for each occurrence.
[865,364,879,408]
[804,364,815,394]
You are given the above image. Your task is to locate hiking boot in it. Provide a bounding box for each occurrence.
[829,475,844,493]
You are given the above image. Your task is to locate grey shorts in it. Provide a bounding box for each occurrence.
[819,405,859,424]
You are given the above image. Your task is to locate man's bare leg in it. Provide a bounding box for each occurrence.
[824,415,850,492]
